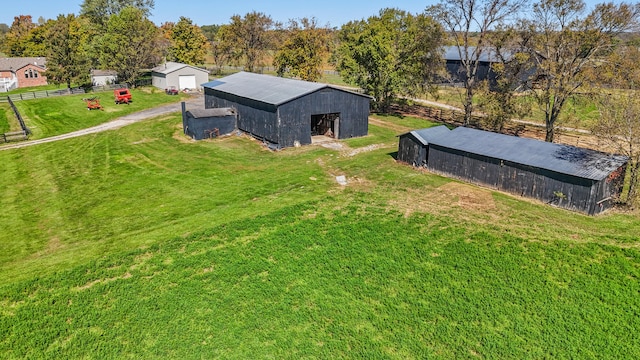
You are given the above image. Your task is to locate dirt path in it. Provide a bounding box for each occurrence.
[0,95,203,151]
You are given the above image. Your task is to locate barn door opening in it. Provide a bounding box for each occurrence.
[311,113,340,138]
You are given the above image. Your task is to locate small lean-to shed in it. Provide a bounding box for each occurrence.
[397,125,452,166]
[202,72,370,148]
[398,126,628,215]
[181,104,236,140]
[151,62,209,91]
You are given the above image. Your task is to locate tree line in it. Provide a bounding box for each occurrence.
[0,0,639,206]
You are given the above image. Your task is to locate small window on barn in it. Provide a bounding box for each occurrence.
[34,70,38,78]
[24,70,30,78]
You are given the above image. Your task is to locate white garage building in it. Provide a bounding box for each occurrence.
[151,62,209,91]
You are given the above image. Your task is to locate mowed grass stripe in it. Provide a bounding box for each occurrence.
[0,110,638,358]
[1,201,638,358]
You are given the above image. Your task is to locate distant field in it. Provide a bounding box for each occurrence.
[0,108,638,358]
[12,87,189,139]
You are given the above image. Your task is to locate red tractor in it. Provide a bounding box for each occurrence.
[114,88,132,104]
[165,86,179,95]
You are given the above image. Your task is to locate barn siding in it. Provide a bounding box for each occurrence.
[185,115,236,140]
[205,86,369,148]
[427,145,603,214]
[277,88,369,147]
[397,134,426,166]
[205,88,279,144]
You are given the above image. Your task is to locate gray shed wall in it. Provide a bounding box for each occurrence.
[153,67,209,90]
[152,73,167,89]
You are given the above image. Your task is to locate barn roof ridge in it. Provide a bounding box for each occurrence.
[151,61,209,75]
[202,71,370,106]
[412,126,628,181]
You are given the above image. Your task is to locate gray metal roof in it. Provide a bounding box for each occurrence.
[407,125,451,145]
[187,107,235,118]
[0,57,46,72]
[151,62,208,75]
[202,71,366,106]
[443,46,514,63]
[417,126,628,181]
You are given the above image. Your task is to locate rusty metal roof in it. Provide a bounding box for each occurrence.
[414,126,628,181]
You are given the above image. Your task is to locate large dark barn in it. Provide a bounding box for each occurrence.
[398,126,629,215]
[202,72,370,148]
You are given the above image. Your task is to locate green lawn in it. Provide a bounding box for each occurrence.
[0,111,638,358]
[13,88,189,139]
[0,104,11,133]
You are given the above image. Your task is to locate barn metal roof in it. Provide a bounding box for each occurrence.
[151,62,208,75]
[406,125,451,145]
[187,107,235,118]
[443,46,514,63]
[202,71,367,106]
[417,126,628,181]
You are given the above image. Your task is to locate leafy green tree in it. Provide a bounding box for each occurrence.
[21,20,52,57]
[200,24,220,42]
[524,0,640,142]
[219,11,275,72]
[167,17,209,65]
[428,0,527,126]
[45,14,91,89]
[2,15,36,56]
[334,8,444,112]
[80,0,154,27]
[273,18,330,81]
[98,6,160,86]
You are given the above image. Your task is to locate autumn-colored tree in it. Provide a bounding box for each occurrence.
[209,25,234,74]
[591,45,640,206]
[219,11,276,72]
[45,14,91,89]
[2,15,36,56]
[273,18,331,82]
[524,0,640,142]
[98,6,160,86]
[428,0,527,126]
[334,8,444,112]
[477,27,533,132]
[166,17,209,65]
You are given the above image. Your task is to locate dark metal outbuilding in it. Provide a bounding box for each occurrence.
[182,105,236,140]
[398,126,629,215]
[202,72,370,148]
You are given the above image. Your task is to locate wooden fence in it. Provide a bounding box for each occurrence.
[0,87,86,103]
[1,98,30,143]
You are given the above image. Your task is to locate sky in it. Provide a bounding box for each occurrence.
[0,0,612,28]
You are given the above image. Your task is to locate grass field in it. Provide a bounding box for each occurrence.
[13,88,189,139]
[0,106,639,358]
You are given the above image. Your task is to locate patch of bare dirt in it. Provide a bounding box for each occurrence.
[388,181,496,218]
